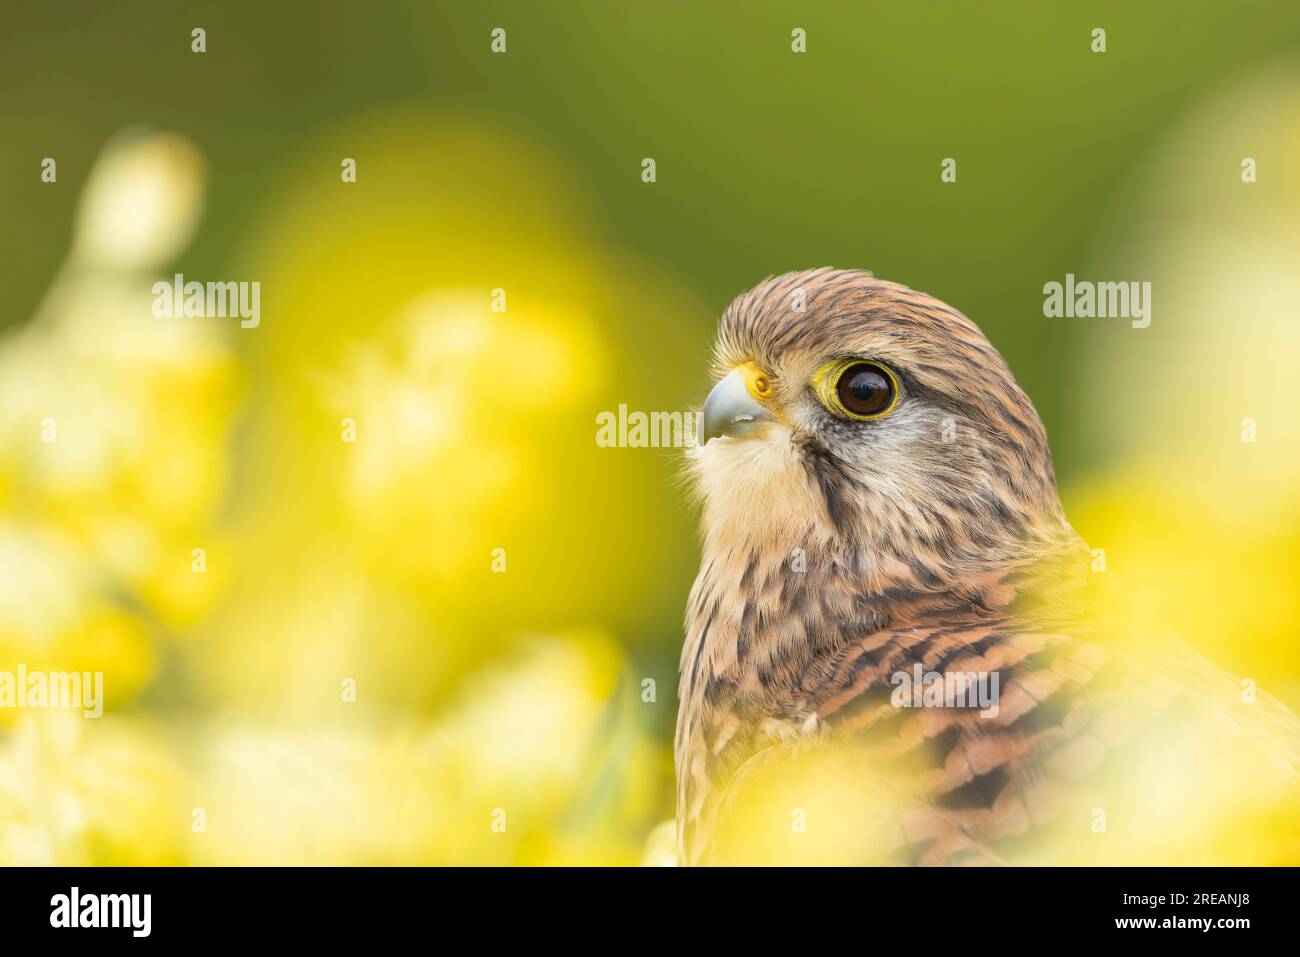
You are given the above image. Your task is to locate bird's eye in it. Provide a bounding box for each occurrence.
[837,364,894,416]
[817,360,900,420]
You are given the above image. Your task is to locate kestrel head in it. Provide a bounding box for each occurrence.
[690,268,1070,589]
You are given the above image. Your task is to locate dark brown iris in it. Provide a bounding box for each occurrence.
[836,363,894,417]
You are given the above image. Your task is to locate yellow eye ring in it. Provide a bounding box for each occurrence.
[813,357,901,421]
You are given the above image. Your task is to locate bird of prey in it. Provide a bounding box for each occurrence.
[676,268,1299,866]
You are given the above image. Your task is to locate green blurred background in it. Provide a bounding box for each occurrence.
[1,1,1298,864]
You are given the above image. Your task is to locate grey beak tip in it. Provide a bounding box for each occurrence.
[698,369,771,445]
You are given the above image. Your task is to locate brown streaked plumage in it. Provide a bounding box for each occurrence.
[676,268,1298,866]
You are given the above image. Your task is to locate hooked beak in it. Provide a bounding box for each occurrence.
[699,366,773,445]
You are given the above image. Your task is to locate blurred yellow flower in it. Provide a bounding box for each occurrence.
[0,712,190,865]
